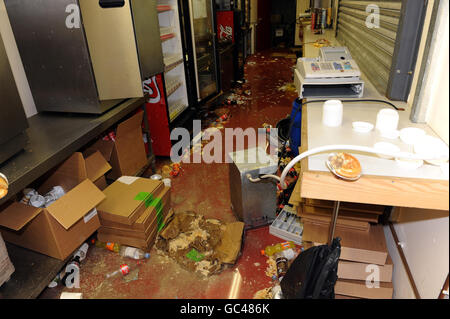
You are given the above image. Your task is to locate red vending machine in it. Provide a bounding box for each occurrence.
[143,74,172,157]
[217,10,235,43]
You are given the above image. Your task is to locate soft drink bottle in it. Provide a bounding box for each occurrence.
[95,241,120,253]
[261,241,296,257]
[119,246,150,260]
[106,264,130,278]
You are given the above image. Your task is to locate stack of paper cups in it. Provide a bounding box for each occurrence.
[322,100,344,127]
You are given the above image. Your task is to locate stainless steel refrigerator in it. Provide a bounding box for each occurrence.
[4,0,164,114]
[183,0,220,103]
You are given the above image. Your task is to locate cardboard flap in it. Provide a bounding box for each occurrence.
[88,139,115,162]
[45,179,105,230]
[116,112,143,137]
[0,202,43,231]
[85,150,112,182]
[38,152,88,195]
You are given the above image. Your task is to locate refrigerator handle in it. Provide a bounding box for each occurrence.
[99,0,125,8]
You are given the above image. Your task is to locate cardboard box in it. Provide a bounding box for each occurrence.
[335,279,393,299]
[87,112,148,180]
[97,209,174,250]
[99,187,171,237]
[84,150,111,191]
[303,223,388,265]
[97,177,163,225]
[338,256,393,282]
[0,153,105,260]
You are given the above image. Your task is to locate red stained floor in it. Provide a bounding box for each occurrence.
[39,50,299,299]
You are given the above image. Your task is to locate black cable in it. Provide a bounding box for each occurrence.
[287,99,405,149]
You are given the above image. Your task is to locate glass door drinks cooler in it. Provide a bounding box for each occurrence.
[187,0,220,102]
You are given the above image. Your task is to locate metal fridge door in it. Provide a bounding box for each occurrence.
[188,0,219,102]
[0,32,28,146]
[79,0,143,101]
[129,0,164,79]
[4,0,101,113]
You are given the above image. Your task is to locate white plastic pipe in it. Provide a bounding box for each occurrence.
[279,144,449,189]
[247,174,281,183]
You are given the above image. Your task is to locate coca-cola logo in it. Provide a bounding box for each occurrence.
[219,24,233,41]
[143,76,161,104]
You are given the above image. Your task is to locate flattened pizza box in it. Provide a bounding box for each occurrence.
[303,223,388,265]
[97,177,163,225]
[335,279,393,299]
[0,153,105,260]
[97,226,158,250]
[99,186,171,232]
[338,256,393,282]
[98,195,171,239]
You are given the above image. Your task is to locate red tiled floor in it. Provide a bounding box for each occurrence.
[39,50,298,299]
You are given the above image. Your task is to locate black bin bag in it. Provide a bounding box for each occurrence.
[280,237,341,299]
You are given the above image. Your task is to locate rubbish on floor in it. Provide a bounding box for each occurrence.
[0,232,14,287]
[265,257,277,279]
[123,268,140,283]
[162,178,171,187]
[170,163,183,177]
[61,242,89,287]
[155,211,244,277]
[275,254,288,280]
[261,241,296,257]
[253,287,273,299]
[280,238,341,299]
[269,206,303,245]
[96,241,120,253]
[150,174,163,181]
[119,246,150,260]
[60,292,83,299]
[271,284,283,299]
[277,83,297,92]
[106,264,130,278]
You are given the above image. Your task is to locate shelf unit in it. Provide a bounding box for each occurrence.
[157,0,189,117]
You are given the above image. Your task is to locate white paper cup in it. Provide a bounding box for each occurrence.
[376,108,399,135]
[322,100,343,127]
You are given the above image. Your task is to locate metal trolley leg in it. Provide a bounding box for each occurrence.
[328,201,340,245]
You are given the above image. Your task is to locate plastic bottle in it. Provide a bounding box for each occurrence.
[275,253,288,280]
[119,246,150,260]
[261,241,296,257]
[95,241,120,253]
[106,264,130,278]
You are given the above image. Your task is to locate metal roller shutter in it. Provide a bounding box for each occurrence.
[336,0,402,96]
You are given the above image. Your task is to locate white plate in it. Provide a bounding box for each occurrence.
[374,142,400,159]
[414,135,449,165]
[380,130,400,140]
[399,127,426,145]
[352,121,374,133]
[395,157,424,170]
